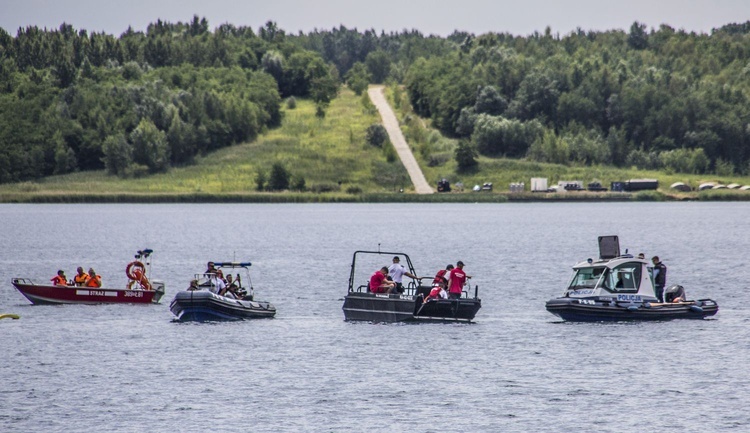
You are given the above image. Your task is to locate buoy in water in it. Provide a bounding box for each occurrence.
[0,313,20,320]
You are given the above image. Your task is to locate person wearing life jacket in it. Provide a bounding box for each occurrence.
[73,266,90,286]
[50,270,68,286]
[86,268,102,288]
[432,264,454,288]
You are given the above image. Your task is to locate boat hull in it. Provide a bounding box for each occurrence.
[170,290,276,321]
[11,279,164,305]
[545,297,719,322]
[342,292,481,323]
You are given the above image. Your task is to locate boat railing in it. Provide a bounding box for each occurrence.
[12,277,34,285]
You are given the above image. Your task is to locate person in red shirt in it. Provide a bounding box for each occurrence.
[50,270,67,286]
[447,261,470,299]
[369,267,395,294]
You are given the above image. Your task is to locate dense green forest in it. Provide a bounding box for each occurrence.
[1,17,750,184]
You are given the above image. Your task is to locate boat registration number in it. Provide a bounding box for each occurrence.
[124,291,144,297]
[577,299,596,305]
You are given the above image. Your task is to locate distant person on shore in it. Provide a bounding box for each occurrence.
[73,266,89,286]
[652,256,667,302]
[446,261,470,299]
[388,256,419,294]
[86,268,102,288]
[370,266,395,294]
[50,270,67,286]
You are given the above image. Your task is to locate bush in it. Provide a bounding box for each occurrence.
[286,97,297,109]
[345,185,363,194]
[310,182,341,193]
[366,124,388,147]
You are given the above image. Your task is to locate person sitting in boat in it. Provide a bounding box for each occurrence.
[50,270,67,286]
[205,261,217,275]
[187,279,200,291]
[73,266,89,286]
[86,268,102,288]
[424,283,448,303]
[369,266,395,294]
[220,274,246,299]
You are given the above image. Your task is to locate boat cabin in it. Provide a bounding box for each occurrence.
[563,236,657,300]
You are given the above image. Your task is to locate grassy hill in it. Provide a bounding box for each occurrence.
[1,85,750,203]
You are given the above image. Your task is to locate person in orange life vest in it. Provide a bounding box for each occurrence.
[446,261,471,299]
[73,266,89,286]
[86,268,102,287]
[50,270,67,286]
[369,266,395,294]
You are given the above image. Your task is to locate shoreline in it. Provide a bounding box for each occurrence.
[1,191,748,203]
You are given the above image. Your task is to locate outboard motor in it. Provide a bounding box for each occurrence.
[664,284,686,303]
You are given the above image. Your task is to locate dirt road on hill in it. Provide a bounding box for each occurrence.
[368,85,434,194]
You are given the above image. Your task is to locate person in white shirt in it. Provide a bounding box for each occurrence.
[388,256,419,294]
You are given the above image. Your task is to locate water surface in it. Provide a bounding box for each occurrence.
[1,203,748,432]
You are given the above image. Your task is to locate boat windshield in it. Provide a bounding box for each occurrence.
[599,262,641,292]
[568,266,605,290]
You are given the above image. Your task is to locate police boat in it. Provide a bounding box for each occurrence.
[342,250,481,323]
[170,261,275,321]
[545,236,718,322]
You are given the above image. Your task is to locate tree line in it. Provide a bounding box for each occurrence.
[0,17,338,182]
[2,18,750,183]
[294,22,750,176]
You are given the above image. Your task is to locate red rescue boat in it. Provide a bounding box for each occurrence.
[11,249,165,305]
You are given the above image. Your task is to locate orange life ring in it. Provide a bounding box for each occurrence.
[125,261,152,291]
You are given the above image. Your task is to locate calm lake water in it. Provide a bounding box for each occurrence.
[1,202,749,432]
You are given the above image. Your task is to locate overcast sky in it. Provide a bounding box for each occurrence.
[1,0,749,37]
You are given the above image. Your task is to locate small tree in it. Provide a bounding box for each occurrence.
[255,171,267,191]
[455,139,478,172]
[102,133,132,176]
[345,62,371,95]
[268,162,290,190]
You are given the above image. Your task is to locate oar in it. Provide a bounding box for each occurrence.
[0,313,20,320]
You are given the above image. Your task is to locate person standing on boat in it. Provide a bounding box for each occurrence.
[50,270,67,286]
[370,266,395,294]
[86,268,102,288]
[388,256,419,294]
[73,267,89,286]
[432,264,454,289]
[210,270,226,295]
[652,256,667,302]
[446,261,470,299]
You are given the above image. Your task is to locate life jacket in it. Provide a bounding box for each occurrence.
[86,275,102,287]
[74,274,89,286]
[432,269,448,285]
[51,275,67,286]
